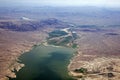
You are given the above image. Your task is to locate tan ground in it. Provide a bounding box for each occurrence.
[68,27,120,80]
[0,28,48,80]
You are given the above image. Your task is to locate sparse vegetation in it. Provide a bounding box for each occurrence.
[47,36,73,46]
[0,6,120,80]
[108,73,114,77]
[72,43,77,48]
[74,68,88,74]
[47,29,78,47]
[72,33,78,40]
[48,30,68,38]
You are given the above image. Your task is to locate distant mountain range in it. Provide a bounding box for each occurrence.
[0,18,70,31]
[0,6,120,25]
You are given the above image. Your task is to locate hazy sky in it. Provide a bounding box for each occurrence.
[0,0,120,7]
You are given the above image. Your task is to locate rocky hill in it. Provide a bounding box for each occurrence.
[0,18,69,31]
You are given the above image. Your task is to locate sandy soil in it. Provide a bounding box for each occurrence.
[0,28,47,80]
[68,27,120,80]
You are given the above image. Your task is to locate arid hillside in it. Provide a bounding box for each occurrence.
[0,18,69,80]
[69,26,120,80]
[0,28,47,80]
[0,6,120,80]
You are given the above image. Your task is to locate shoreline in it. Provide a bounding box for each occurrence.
[8,43,76,80]
[67,49,120,80]
[3,41,76,80]
[0,28,48,80]
[67,48,83,80]
[0,42,39,80]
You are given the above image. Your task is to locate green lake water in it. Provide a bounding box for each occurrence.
[9,45,76,80]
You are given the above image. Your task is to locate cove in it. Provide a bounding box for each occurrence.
[9,45,76,80]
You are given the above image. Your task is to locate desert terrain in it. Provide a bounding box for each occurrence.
[68,26,120,80]
[0,6,120,80]
[0,27,48,80]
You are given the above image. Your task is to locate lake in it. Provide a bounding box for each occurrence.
[9,45,76,80]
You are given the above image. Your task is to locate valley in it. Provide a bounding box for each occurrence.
[0,6,120,80]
